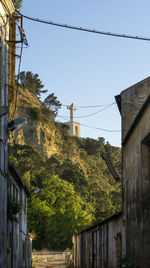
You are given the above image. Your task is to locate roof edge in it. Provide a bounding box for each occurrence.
[8,164,30,196]
[122,95,150,146]
[73,212,122,236]
[115,94,121,114]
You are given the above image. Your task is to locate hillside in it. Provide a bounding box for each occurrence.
[9,87,122,250]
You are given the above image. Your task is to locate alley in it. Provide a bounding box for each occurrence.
[34,260,67,268]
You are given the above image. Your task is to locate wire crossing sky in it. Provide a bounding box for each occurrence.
[18,0,150,147]
[17,11,150,42]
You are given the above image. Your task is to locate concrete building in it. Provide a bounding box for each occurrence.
[0,0,15,266]
[72,77,150,268]
[118,77,150,268]
[67,103,80,137]
[7,165,32,268]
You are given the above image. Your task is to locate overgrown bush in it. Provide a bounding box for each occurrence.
[29,107,42,122]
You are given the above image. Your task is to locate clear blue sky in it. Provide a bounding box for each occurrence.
[18,0,150,147]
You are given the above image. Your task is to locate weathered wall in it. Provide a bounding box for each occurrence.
[120,77,150,140]
[8,168,32,268]
[122,102,150,268]
[120,79,150,267]
[73,213,125,268]
[0,1,14,266]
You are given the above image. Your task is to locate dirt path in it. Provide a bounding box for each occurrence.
[34,260,67,268]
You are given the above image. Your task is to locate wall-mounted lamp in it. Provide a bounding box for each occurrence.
[8,117,27,131]
[32,187,40,194]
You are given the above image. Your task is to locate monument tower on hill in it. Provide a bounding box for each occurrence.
[67,103,80,137]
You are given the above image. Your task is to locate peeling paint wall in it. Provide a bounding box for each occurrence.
[121,81,150,268]
[72,77,150,268]
[7,168,32,268]
[73,213,125,268]
[0,0,14,266]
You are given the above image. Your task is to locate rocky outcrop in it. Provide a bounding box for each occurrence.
[9,87,81,163]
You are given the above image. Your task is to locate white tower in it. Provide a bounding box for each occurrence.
[67,103,80,137]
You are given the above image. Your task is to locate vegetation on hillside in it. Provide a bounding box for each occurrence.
[9,137,121,250]
[18,71,48,98]
[9,71,122,250]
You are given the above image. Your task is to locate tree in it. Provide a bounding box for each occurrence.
[18,71,48,97]
[44,93,61,117]
[28,175,95,249]
[12,0,22,9]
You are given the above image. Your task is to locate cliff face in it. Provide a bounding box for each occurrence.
[9,87,81,162]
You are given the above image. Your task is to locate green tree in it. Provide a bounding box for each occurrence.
[60,159,88,193]
[18,71,48,97]
[28,175,95,249]
[12,0,22,9]
[44,93,61,116]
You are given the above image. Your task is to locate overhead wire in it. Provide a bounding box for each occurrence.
[57,115,121,133]
[60,102,115,119]
[7,84,120,132]
[61,102,115,108]
[16,10,150,42]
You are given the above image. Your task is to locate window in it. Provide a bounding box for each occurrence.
[141,133,150,181]
[9,180,12,196]
[16,188,18,203]
[13,183,16,200]
[141,133,150,211]
[75,126,78,136]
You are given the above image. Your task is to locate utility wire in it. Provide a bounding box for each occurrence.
[61,102,114,108]
[59,102,115,119]
[80,123,121,132]
[8,85,120,132]
[16,10,150,42]
[7,85,120,132]
[58,115,121,132]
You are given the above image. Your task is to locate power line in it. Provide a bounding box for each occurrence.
[61,102,114,108]
[77,122,121,133]
[7,85,120,132]
[16,10,150,42]
[58,115,121,132]
[59,102,115,119]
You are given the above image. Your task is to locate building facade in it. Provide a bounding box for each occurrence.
[0,0,15,266]
[119,77,150,268]
[7,165,32,268]
[72,77,150,268]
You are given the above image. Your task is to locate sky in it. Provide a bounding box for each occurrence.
[17,0,150,147]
